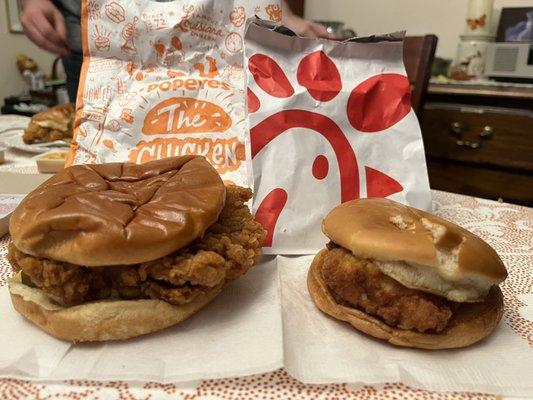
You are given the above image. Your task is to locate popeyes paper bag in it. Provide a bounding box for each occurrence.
[68,0,280,186]
[245,21,432,254]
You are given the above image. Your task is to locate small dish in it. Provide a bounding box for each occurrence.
[35,150,68,173]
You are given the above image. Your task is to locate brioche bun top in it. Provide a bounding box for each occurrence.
[323,198,507,302]
[10,156,225,267]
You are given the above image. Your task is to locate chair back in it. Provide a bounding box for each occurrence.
[403,35,438,118]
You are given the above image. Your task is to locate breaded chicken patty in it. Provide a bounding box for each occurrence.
[8,186,266,306]
[321,245,456,333]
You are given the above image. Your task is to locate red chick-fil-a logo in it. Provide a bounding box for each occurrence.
[248,51,409,247]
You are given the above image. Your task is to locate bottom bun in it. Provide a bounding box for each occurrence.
[307,249,504,350]
[8,272,223,342]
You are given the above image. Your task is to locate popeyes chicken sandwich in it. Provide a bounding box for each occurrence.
[23,103,75,144]
[308,198,507,349]
[7,156,266,342]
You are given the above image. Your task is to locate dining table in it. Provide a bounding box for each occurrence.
[0,116,531,399]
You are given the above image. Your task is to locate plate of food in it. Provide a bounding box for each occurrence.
[4,103,74,154]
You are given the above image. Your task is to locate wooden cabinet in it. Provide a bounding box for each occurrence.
[422,84,533,206]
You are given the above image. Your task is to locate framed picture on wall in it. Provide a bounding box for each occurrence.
[496,7,533,43]
[6,0,24,33]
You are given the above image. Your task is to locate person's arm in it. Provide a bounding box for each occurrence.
[281,0,333,39]
[20,0,69,56]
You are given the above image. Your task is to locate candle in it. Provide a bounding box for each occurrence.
[464,0,494,37]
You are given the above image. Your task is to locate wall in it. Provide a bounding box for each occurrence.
[0,3,57,102]
[305,0,533,59]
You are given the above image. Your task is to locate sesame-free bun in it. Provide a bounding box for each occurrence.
[323,198,507,302]
[9,156,225,267]
[308,249,504,350]
[8,272,223,342]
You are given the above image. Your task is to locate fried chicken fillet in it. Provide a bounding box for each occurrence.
[23,103,74,144]
[8,186,266,306]
[321,244,456,333]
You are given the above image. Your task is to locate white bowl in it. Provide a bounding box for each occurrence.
[35,150,68,174]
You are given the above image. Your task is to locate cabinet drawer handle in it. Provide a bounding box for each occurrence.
[479,126,493,138]
[450,122,464,135]
[456,140,481,149]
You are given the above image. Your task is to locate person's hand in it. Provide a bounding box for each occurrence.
[20,0,69,56]
[281,1,334,39]
[283,15,334,39]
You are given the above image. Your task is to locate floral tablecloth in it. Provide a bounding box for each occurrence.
[0,190,531,399]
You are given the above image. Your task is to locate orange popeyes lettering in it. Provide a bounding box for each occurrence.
[142,97,232,135]
[129,137,244,174]
[185,79,198,90]
[146,78,230,93]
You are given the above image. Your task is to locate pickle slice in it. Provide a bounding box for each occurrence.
[21,272,37,288]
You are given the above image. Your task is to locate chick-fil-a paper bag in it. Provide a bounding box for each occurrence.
[68,0,280,186]
[245,20,431,254]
